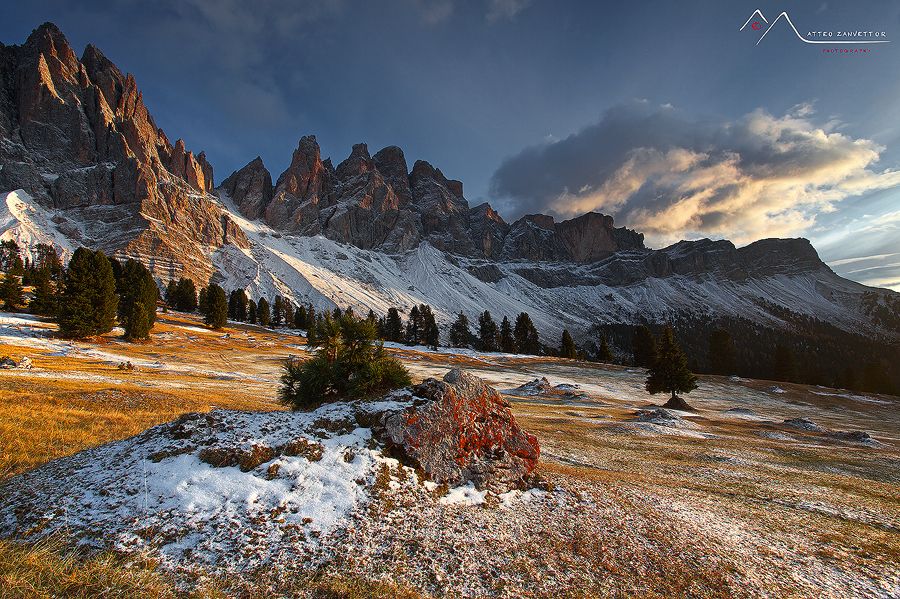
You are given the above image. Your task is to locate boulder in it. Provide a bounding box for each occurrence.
[379,368,539,490]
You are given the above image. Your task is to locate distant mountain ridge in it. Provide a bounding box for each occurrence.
[1,22,899,373]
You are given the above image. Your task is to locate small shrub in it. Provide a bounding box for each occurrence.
[279,313,411,411]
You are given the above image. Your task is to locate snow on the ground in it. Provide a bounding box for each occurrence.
[439,483,488,506]
[0,190,75,263]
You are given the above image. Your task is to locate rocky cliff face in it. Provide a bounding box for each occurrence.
[0,23,247,283]
[218,136,645,261]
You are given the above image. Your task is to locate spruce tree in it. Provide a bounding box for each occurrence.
[294,305,308,329]
[204,284,228,329]
[247,299,258,324]
[166,279,178,307]
[405,305,422,345]
[560,328,577,359]
[57,248,118,339]
[0,240,20,273]
[421,304,439,349]
[197,287,209,316]
[596,335,613,362]
[29,270,59,316]
[708,328,736,375]
[257,297,271,327]
[514,312,540,355]
[283,301,294,327]
[384,307,403,342]
[478,310,499,352]
[500,316,516,353]
[174,278,198,312]
[448,312,472,348]
[118,259,157,341]
[645,326,698,410]
[632,324,657,367]
[272,296,285,326]
[0,272,24,311]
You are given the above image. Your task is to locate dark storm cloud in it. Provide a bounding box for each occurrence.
[490,101,900,246]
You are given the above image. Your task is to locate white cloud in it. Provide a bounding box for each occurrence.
[486,0,532,22]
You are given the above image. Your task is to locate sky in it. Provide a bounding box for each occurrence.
[3,0,900,290]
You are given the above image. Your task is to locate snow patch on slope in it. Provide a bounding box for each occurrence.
[0,190,75,262]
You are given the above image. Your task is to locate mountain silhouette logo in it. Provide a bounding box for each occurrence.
[740,9,890,45]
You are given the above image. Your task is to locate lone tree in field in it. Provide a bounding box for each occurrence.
[118,259,158,341]
[279,312,411,410]
[57,248,118,338]
[514,312,540,355]
[204,284,228,329]
[559,328,577,359]
[645,326,698,411]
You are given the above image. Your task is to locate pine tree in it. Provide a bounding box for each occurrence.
[645,326,698,410]
[283,301,294,327]
[384,307,403,342]
[773,344,797,383]
[29,270,60,316]
[307,305,316,332]
[478,310,499,352]
[272,296,285,326]
[632,324,657,367]
[165,279,178,307]
[559,329,577,359]
[174,278,198,312]
[117,259,157,341]
[228,289,248,322]
[0,272,24,311]
[448,312,472,347]
[0,240,20,273]
[596,335,613,362]
[197,287,209,316]
[294,305,308,329]
[405,305,422,345]
[514,312,540,355]
[500,316,516,353]
[708,328,736,375]
[257,297,271,327]
[204,284,228,329]
[247,299,257,324]
[421,304,439,349]
[57,248,118,339]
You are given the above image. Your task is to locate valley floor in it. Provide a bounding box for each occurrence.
[0,311,898,598]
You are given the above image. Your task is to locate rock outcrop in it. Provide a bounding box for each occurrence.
[0,23,248,283]
[379,369,540,490]
[218,136,645,261]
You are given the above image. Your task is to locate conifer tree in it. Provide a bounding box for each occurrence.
[0,272,24,311]
[448,312,473,347]
[117,259,157,341]
[204,284,228,329]
[272,296,285,326]
[0,240,21,273]
[257,297,271,327]
[57,248,118,339]
[174,278,198,312]
[384,307,403,342]
[560,328,577,359]
[294,304,308,329]
[708,328,736,374]
[165,279,178,307]
[478,310,499,352]
[500,316,516,353]
[405,305,422,345]
[632,324,657,367]
[596,335,613,362]
[307,305,316,331]
[421,304,439,349]
[197,287,209,316]
[29,270,59,316]
[514,312,540,355]
[645,326,698,410]
[247,299,258,324]
[283,301,294,327]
